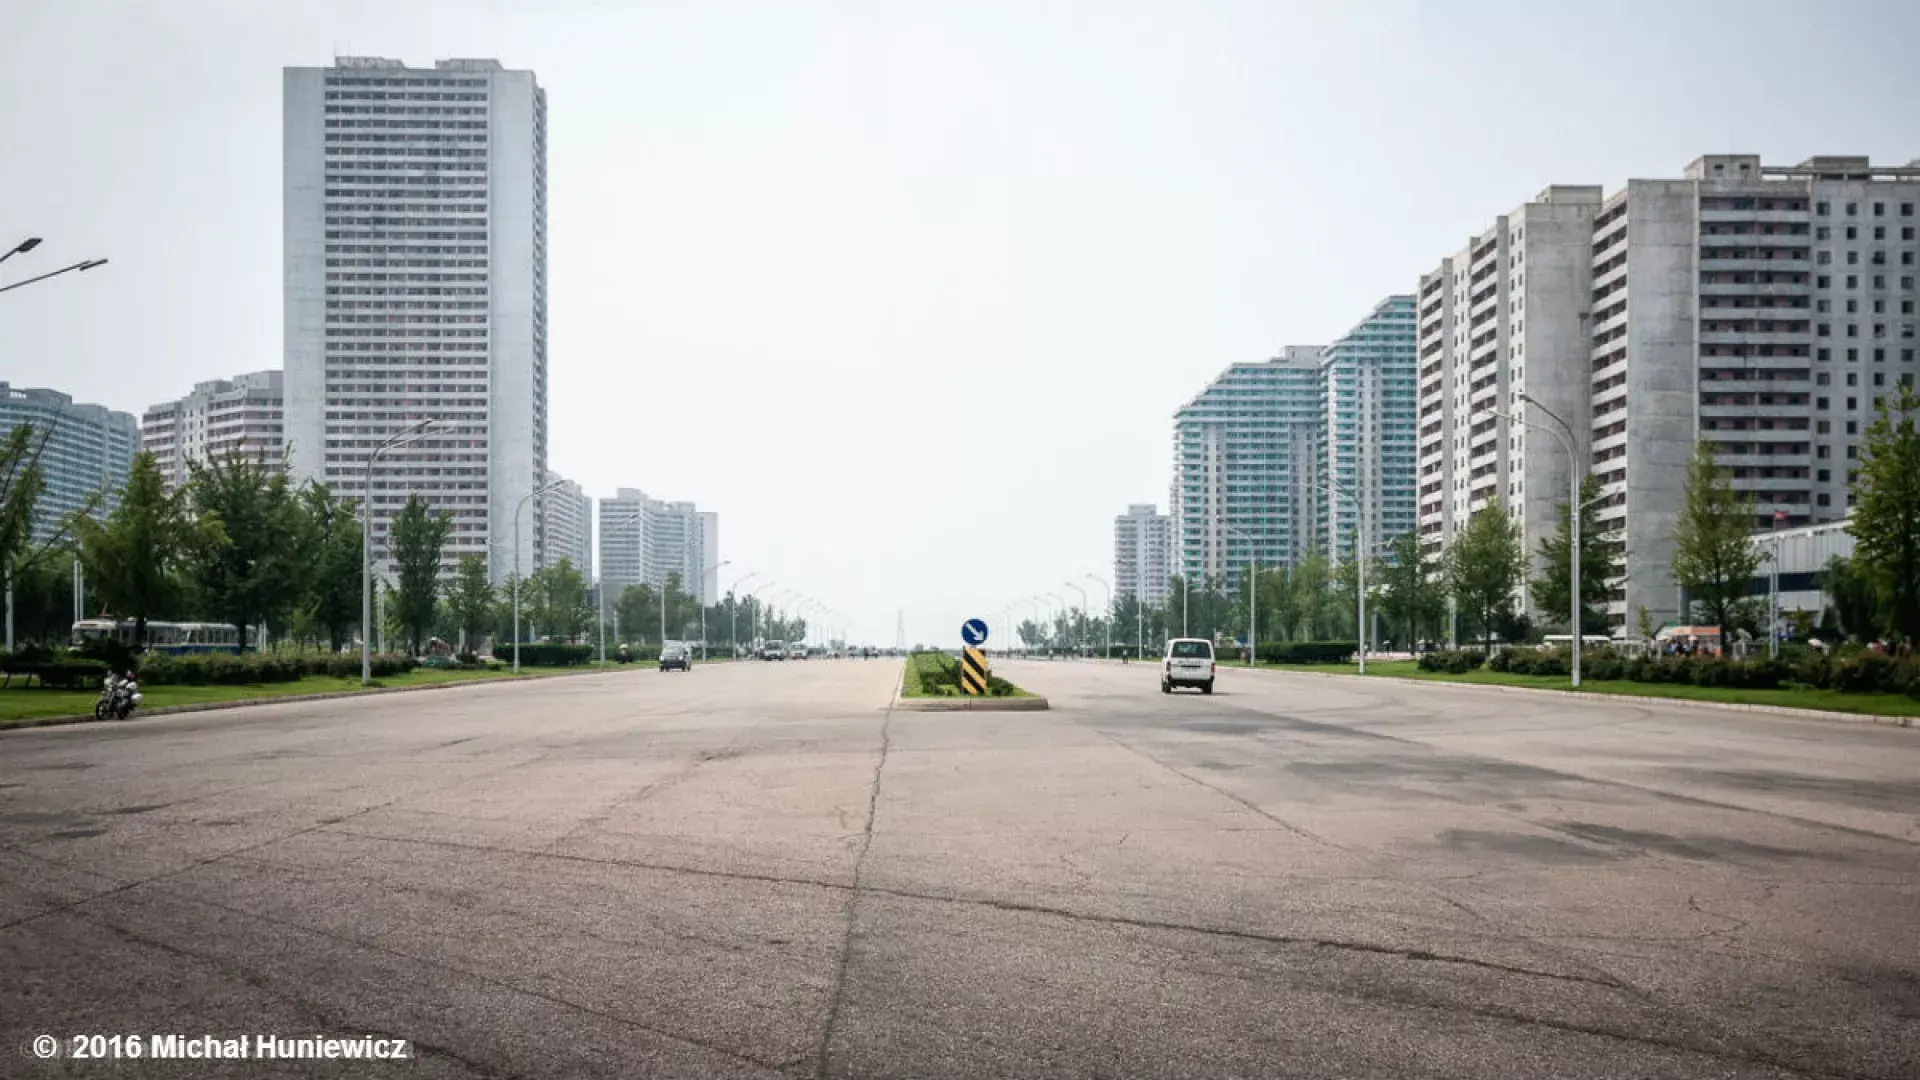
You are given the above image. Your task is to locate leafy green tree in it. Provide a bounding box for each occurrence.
[1635,604,1656,641]
[389,494,453,655]
[616,582,659,644]
[446,554,495,652]
[530,558,590,642]
[1820,555,1881,642]
[1669,442,1762,632]
[1446,504,1526,651]
[1378,530,1444,651]
[1851,383,1920,640]
[74,453,191,648]
[302,485,362,653]
[185,450,317,650]
[1530,473,1612,635]
[1290,549,1332,639]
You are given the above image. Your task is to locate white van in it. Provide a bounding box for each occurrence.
[1161,638,1216,694]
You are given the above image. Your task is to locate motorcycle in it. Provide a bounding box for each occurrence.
[94,672,142,721]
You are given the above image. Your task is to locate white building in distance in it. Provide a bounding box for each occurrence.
[1113,504,1172,605]
[540,474,590,573]
[596,488,720,605]
[140,371,285,491]
[283,56,549,583]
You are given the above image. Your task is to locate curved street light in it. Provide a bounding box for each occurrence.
[512,476,569,673]
[1085,574,1113,660]
[362,418,453,685]
[596,506,645,666]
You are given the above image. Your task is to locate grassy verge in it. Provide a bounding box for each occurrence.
[900,652,1034,699]
[0,663,638,727]
[1256,659,1920,718]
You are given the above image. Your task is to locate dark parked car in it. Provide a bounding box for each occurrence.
[660,643,692,672]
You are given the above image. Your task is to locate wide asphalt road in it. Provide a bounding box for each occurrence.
[1,659,1915,1079]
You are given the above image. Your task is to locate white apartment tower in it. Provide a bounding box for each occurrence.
[1315,295,1419,561]
[283,57,548,583]
[1172,346,1325,585]
[1588,155,1920,630]
[1415,185,1603,617]
[540,474,591,572]
[1113,504,1173,605]
[596,489,721,604]
[140,371,286,491]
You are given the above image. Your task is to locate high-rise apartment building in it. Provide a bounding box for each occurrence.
[1414,185,1603,619]
[1314,295,1419,560]
[1171,346,1324,585]
[140,371,285,491]
[595,489,721,604]
[1586,155,1920,629]
[0,384,138,542]
[1113,504,1172,604]
[1414,154,1920,633]
[283,56,548,583]
[540,474,590,573]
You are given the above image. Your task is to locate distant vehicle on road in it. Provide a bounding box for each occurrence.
[660,642,692,672]
[1161,638,1216,695]
[760,640,787,661]
[788,645,809,660]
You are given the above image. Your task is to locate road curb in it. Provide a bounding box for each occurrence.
[0,664,645,733]
[889,664,1050,712]
[1250,667,1916,728]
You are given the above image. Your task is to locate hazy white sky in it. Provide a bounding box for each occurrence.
[3,0,1917,646]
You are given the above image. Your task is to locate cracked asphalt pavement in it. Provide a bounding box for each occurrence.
[2,659,1916,1078]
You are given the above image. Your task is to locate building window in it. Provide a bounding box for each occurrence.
[1846,373,1858,386]
[1818,347,1831,362]
[1874,202,1886,217]
[1846,202,1858,215]
[1818,251,1833,265]
[1817,396,1830,409]
[1818,493,1832,507]
[1847,275,1859,289]
[1846,226,1858,240]
[1818,201,1831,215]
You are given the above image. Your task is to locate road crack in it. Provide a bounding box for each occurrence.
[810,700,893,1079]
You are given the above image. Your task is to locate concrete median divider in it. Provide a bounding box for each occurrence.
[891,657,1048,711]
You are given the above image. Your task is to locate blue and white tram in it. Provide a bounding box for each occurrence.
[71,619,259,655]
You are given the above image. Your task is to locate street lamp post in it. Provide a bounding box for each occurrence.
[727,571,759,659]
[363,419,447,685]
[597,508,645,666]
[1044,592,1069,654]
[696,560,732,660]
[0,236,109,297]
[1516,393,1586,688]
[1225,526,1256,667]
[511,477,568,673]
[1062,581,1088,657]
[1085,574,1112,659]
[1312,480,1366,674]
[1770,510,1787,659]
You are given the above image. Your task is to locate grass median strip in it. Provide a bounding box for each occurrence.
[1257,659,1920,719]
[900,651,1034,699]
[0,663,639,727]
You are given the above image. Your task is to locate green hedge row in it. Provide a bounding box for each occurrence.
[1417,649,1488,674]
[508,643,595,667]
[1424,647,1920,697]
[132,652,420,686]
[1,657,112,688]
[1258,641,1360,664]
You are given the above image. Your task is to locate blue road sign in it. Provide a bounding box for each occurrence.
[961,618,989,646]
